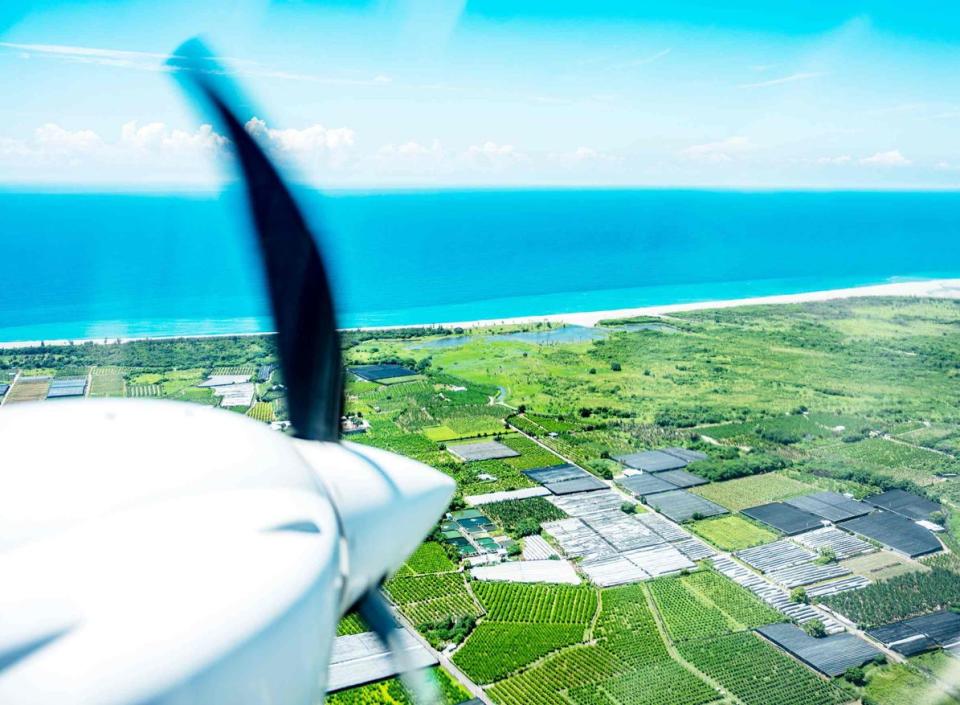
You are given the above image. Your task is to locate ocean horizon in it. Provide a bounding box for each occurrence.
[1,188,959,343]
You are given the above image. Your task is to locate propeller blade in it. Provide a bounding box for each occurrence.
[168,39,343,442]
[357,590,439,705]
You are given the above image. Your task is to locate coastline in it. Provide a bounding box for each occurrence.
[2,277,959,350]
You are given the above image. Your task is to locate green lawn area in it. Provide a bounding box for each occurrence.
[423,424,459,441]
[810,437,960,486]
[691,472,813,511]
[863,661,960,705]
[689,515,778,551]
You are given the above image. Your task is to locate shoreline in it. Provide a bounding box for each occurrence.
[2,278,959,350]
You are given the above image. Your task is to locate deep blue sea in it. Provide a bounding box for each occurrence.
[1,188,959,342]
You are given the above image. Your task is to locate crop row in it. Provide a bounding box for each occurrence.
[593,584,669,666]
[649,577,733,642]
[499,434,567,470]
[397,542,456,575]
[473,582,597,624]
[385,573,468,605]
[678,632,848,705]
[819,566,960,627]
[682,570,783,628]
[481,497,568,537]
[567,660,719,705]
[451,622,584,684]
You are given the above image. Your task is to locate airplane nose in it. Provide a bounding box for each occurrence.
[293,440,456,612]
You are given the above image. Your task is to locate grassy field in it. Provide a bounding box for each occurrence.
[690,472,812,511]
[89,366,124,397]
[688,515,778,551]
[862,661,960,705]
[841,550,928,581]
[5,376,51,403]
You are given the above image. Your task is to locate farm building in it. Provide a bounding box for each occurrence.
[864,489,942,522]
[471,559,580,585]
[867,611,960,656]
[523,463,607,494]
[465,487,550,506]
[542,491,715,586]
[741,502,825,535]
[0,383,9,397]
[839,510,942,558]
[647,490,727,523]
[617,473,677,499]
[614,450,688,472]
[784,491,870,522]
[211,383,255,408]
[348,364,417,383]
[544,475,606,495]
[46,378,87,399]
[756,623,881,677]
[448,440,519,462]
[523,464,584,484]
[326,629,435,692]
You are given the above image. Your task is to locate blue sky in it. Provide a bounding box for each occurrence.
[3,1,960,188]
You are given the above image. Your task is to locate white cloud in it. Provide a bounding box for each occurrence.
[34,123,102,153]
[378,139,443,159]
[120,121,227,154]
[245,117,355,156]
[739,71,825,89]
[815,155,852,165]
[464,141,525,165]
[680,136,750,163]
[548,146,619,165]
[860,150,911,167]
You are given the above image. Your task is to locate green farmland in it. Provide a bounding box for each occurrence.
[3,297,960,705]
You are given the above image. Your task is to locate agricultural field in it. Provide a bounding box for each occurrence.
[4,299,960,704]
[395,542,456,576]
[246,401,275,422]
[841,550,927,581]
[649,570,782,642]
[499,434,567,470]
[472,582,597,624]
[819,565,960,628]
[452,622,584,684]
[127,383,161,398]
[809,437,960,486]
[336,611,367,636]
[480,497,568,538]
[690,472,812,511]
[862,660,960,705]
[678,632,851,705]
[688,516,777,551]
[384,573,481,627]
[89,366,125,397]
[486,584,721,705]
[5,376,51,403]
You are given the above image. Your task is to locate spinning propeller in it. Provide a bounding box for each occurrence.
[0,39,454,705]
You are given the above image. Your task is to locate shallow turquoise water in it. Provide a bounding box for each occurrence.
[0,188,957,342]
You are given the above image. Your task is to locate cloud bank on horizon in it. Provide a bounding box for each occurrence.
[2,1,960,188]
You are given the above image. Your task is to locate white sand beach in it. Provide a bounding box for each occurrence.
[354,278,960,331]
[2,278,959,349]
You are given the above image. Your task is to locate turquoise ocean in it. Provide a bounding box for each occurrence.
[1,188,958,342]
